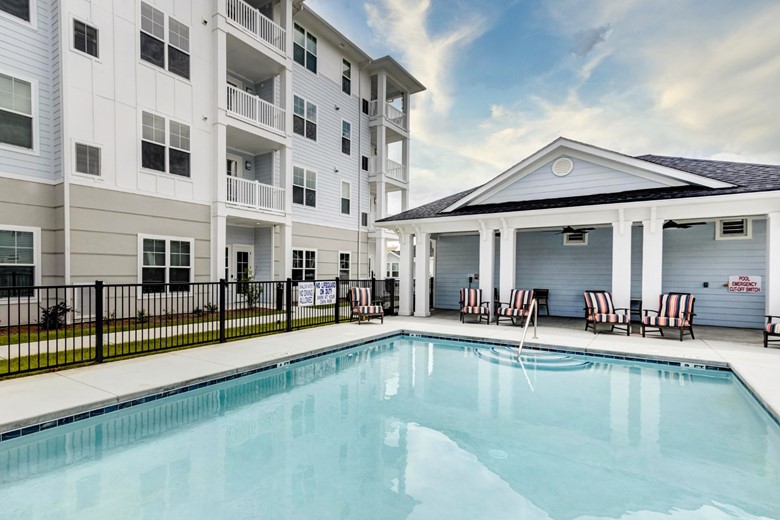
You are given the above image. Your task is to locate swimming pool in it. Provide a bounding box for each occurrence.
[0,335,778,519]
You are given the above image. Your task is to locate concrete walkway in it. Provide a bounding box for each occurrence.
[0,314,778,434]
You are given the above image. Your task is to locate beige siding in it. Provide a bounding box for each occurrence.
[0,178,63,285]
[289,222,369,279]
[69,185,211,284]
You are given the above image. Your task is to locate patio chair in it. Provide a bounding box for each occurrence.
[459,288,490,324]
[764,315,780,348]
[583,291,631,336]
[495,289,535,326]
[349,287,384,324]
[533,288,550,316]
[641,292,696,341]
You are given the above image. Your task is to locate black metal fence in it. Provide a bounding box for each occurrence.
[0,278,397,377]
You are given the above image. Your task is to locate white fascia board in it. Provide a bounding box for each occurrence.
[378,190,780,235]
[443,138,735,212]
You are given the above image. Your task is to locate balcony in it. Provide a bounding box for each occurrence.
[368,100,408,130]
[224,0,286,54]
[226,84,285,135]
[227,176,285,214]
[369,157,407,183]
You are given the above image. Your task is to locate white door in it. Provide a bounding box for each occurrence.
[232,245,254,283]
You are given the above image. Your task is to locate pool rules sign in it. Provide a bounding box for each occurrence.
[728,275,762,293]
[297,281,336,306]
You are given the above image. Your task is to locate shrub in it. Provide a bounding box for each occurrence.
[39,302,72,330]
[204,303,218,313]
[136,309,149,324]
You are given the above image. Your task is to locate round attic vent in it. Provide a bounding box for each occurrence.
[552,157,574,177]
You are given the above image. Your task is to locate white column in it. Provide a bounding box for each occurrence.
[479,227,496,307]
[611,221,633,309]
[400,190,409,212]
[499,227,517,302]
[211,215,226,281]
[401,138,410,183]
[642,219,664,311]
[375,231,387,279]
[767,212,780,315]
[399,231,414,316]
[414,231,431,317]
[377,71,387,118]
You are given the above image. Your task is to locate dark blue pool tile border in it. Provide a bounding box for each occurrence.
[1,329,777,441]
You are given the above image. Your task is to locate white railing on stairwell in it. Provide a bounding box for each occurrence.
[225,0,286,53]
[227,176,285,213]
[226,84,285,134]
[385,103,407,129]
[386,159,406,182]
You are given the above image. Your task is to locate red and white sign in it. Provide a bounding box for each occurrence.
[728,275,761,293]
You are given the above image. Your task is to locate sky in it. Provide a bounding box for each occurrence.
[308,0,780,211]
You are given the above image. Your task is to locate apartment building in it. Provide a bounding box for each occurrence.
[0,0,423,294]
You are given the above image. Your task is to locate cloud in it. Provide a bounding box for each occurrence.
[571,24,612,57]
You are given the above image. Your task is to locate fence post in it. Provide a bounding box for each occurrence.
[334,277,340,324]
[285,278,293,332]
[389,279,396,316]
[94,280,104,363]
[371,275,376,302]
[219,278,226,343]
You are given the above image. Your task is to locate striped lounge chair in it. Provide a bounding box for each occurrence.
[459,288,490,324]
[583,291,631,336]
[641,293,696,341]
[349,287,384,324]
[495,289,534,326]
[764,315,780,348]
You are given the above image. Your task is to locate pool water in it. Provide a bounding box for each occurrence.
[0,336,778,519]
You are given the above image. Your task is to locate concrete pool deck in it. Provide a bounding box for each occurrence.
[0,314,778,435]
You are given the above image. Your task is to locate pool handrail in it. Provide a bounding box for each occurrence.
[518,298,539,352]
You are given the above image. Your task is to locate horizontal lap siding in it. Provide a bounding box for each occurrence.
[516,229,612,317]
[662,221,766,328]
[434,235,479,310]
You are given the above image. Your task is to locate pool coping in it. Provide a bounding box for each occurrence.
[1,326,777,442]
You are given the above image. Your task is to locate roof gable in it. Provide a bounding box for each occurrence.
[445,138,734,212]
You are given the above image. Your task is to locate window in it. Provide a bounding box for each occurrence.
[361,212,368,227]
[0,0,30,22]
[139,236,192,293]
[340,181,351,215]
[362,99,369,115]
[293,24,317,73]
[342,59,351,95]
[142,111,190,177]
[0,73,33,149]
[75,143,101,176]
[386,262,399,278]
[339,252,350,280]
[716,218,751,240]
[74,20,98,58]
[563,232,588,246]
[361,156,368,171]
[0,228,35,298]
[341,120,351,155]
[293,166,316,207]
[292,95,316,140]
[292,249,316,281]
[140,3,189,79]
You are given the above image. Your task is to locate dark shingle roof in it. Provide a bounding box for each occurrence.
[379,155,780,223]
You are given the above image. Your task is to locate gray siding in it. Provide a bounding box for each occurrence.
[631,227,643,298]
[0,0,58,180]
[291,60,370,231]
[434,235,479,310]
[662,220,766,328]
[516,228,613,317]
[481,157,666,205]
[254,227,273,280]
[292,222,368,279]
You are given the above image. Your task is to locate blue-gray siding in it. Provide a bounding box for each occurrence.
[662,220,765,328]
[434,235,479,310]
[481,157,667,205]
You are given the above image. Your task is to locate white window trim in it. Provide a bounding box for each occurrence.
[292,165,316,208]
[292,247,317,281]
[342,59,351,96]
[340,180,351,215]
[0,0,37,30]
[341,119,351,156]
[137,2,190,83]
[338,251,351,279]
[70,15,101,61]
[72,139,104,180]
[137,234,195,297]
[0,68,39,156]
[0,224,42,303]
[138,109,191,178]
[386,261,399,278]
[293,23,317,75]
[292,94,317,142]
[715,218,752,240]
[563,233,589,246]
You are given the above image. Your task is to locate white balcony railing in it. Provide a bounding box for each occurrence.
[368,156,407,183]
[225,0,286,53]
[227,176,285,213]
[367,100,407,130]
[226,84,285,134]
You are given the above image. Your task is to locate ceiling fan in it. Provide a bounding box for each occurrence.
[547,225,596,234]
[663,220,707,229]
